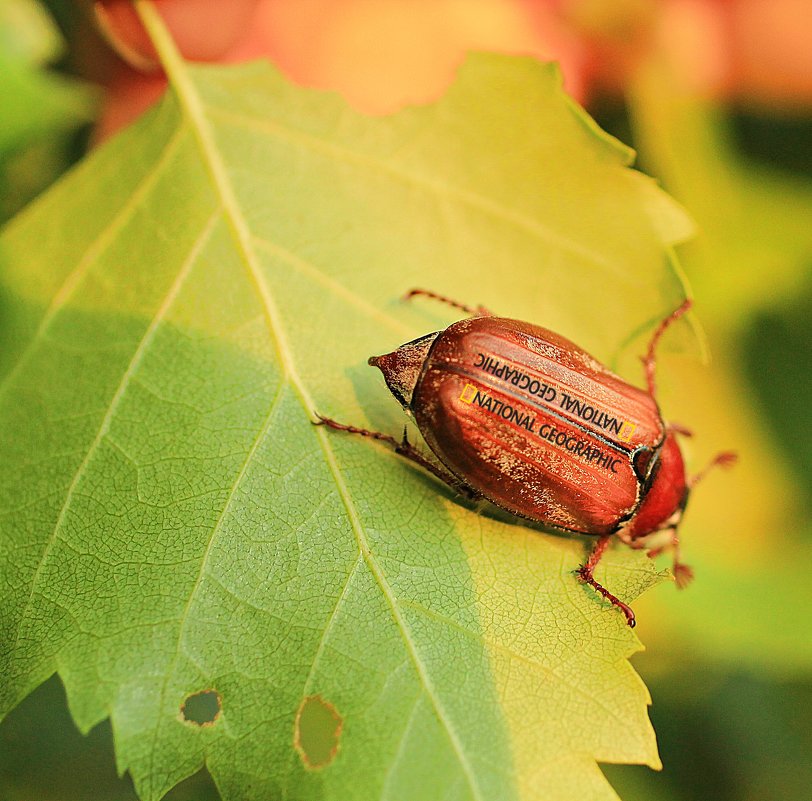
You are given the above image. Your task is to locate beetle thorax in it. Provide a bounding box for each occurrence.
[626,431,688,539]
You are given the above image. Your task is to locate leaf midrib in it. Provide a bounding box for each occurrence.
[134,2,488,799]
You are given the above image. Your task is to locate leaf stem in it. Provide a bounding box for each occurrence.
[132,0,186,89]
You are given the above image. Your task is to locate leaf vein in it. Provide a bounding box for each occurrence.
[379,690,423,801]
[207,105,614,273]
[251,235,411,336]
[0,123,189,400]
[145,377,286,788]
[141,7,486,796]
[9,207,220,665]
[399,597,632,730]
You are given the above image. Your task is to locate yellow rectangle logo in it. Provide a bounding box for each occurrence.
[459,383,477,404]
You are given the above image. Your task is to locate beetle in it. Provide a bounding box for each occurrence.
[316,289,735,627]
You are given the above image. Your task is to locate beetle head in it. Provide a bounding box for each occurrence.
[369,331,439,409]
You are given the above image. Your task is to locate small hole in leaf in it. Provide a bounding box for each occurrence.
[294,695,342,770]
[181,689,221,726]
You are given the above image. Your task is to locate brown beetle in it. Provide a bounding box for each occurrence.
[317,290,735,627]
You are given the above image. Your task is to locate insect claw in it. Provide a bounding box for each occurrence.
[716,451,738,468]
[669,423,694,438]
[673,562,695,589]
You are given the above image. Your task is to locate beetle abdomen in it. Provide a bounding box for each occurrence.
[411,317,666,534]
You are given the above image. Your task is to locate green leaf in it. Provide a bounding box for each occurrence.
[0,4,690,799]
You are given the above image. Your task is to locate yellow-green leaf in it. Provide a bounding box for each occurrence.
[0,5,692,800]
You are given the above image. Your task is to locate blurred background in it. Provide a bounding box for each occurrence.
[1,1,810,799]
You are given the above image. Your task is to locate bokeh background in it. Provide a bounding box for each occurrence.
[1,1,810,800]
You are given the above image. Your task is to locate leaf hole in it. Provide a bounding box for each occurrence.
[180,689,221,726]
[294,694,343,770]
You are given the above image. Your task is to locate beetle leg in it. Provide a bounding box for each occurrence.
[314,414,402,447]
[313,415,481,500]
[620,524,694,588]
[640,450,737,586]
[689,450,738,489]
[615,528,647,549]
[664,535,694,588]
[576,535,636,627]
[641,298,692,399]
[630,525,694,590]
[668,423,694,438]
[402,288,493,317]
[395,427,483,500]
